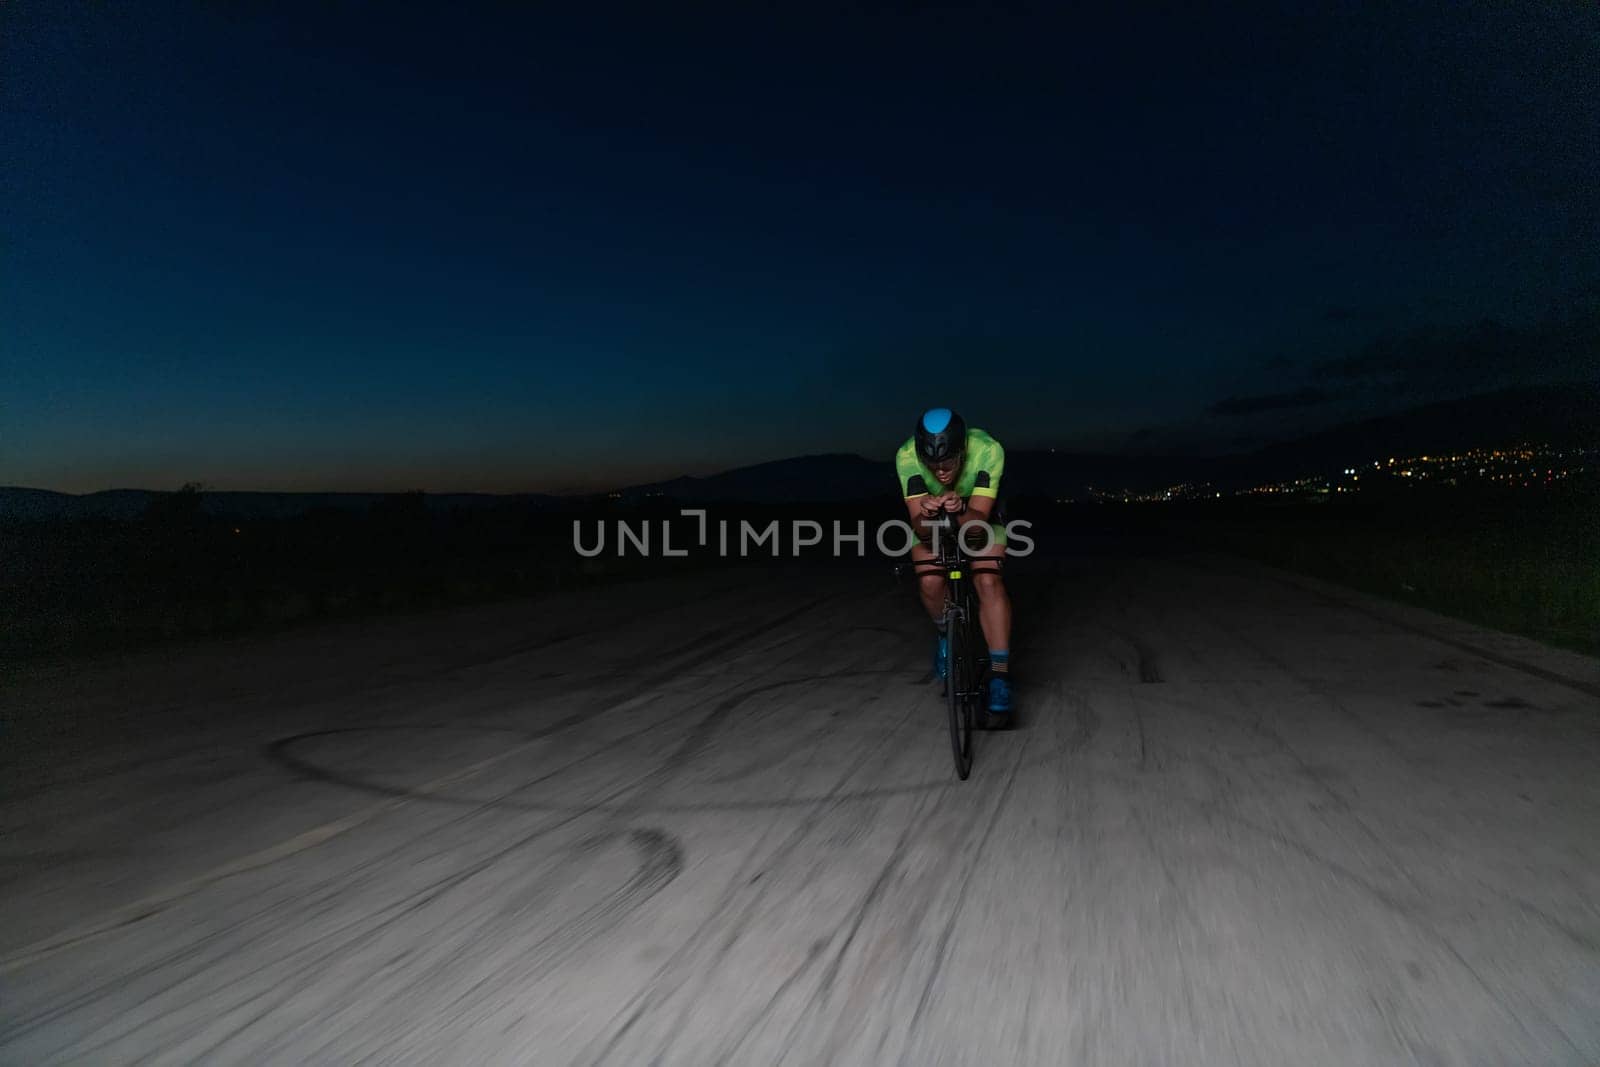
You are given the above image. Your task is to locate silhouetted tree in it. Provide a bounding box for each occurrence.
[144,482,207,528]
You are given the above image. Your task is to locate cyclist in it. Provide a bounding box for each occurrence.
[895,407,1013,716]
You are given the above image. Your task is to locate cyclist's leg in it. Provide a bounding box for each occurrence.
[910,540,950,678]
[965,524,1011,655]
[909,540,946,623]
[968,524,1013,712]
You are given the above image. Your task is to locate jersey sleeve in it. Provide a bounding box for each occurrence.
[895,443,930,499]
[970,438,1004,498]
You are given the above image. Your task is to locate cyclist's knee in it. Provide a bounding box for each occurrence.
[973,570,1006,599]
[918,573,947,598]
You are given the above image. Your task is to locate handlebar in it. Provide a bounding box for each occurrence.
[894,558,1004,581]
[892,512,1004,581]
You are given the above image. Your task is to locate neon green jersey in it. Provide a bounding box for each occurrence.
[894,426,1005,501]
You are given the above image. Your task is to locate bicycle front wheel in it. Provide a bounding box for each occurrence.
[947,610,974,780]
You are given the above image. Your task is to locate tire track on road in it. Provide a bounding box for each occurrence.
[0,576,766,807]
[893,711,1035,1066]
[9,591,833,978]
[1194,596,1600,966]
[1196,555,1600,701]
[1,590,845,1054]
[581,678,933,1064]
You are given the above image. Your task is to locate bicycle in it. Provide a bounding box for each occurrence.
[898,513,999,780]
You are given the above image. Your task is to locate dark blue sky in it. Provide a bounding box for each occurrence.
[6,2,1598,492]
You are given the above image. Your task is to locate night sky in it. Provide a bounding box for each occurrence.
[7,3,1598,494]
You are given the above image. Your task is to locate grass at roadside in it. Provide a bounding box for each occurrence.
[0,503,693,663]
[0,496,901,665]
[5,485,1594,664]
[1163,486,1600,656]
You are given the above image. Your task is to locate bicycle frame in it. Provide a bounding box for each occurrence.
[903,513,1000,779]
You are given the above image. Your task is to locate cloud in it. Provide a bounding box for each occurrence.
[1206,386,1333,417]
[1143,290,1600,453]
[1310,308,1600,395]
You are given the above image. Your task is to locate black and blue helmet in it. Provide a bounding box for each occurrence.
[915,407,966,464]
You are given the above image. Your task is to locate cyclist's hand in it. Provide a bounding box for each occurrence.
[937,492,966,513]
[918,496,944,517]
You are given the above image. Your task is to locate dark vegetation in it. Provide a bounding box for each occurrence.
[1173,482,1599,655]
[0,488,693,661]
[3,480,1595,663]
[1009,478,1598,655]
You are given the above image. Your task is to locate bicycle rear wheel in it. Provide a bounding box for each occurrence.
[946,610,974,779]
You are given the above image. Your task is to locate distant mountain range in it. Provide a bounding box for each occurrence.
[0,488,565,523]
[610,454,891,504]
[4,381,1595,519]
[612,380,1600,501]
[607,450,1219,504]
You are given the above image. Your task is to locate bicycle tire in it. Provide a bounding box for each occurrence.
[947,607,974,779]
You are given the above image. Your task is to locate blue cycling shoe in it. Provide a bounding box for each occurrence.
[933,633,949,681]
[987,674,1013,715]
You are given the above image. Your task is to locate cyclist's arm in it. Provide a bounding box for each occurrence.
[965,438,1004,521]
[963,494,996,522]
[898,448,942,541]
[904,494,945,542]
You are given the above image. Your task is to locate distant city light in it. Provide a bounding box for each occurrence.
[1065,441,1590,504]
